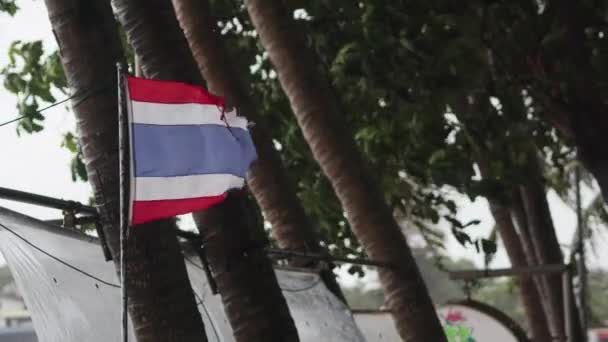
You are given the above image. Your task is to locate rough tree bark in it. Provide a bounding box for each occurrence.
[171,0,344,301]
[44,0,208,341]
[246,1,446,341]
[519,154,565,339]
[477,160,553,342]
[510,189,557,335]
[511,190,543,275]
[111,0,300,341]
[518,172,586,341]
[490,202,553,342]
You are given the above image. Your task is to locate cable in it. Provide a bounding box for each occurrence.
[191,290,221,341]
[0,116,24,128]
[0,82,113,128]
[0,95,71,128]
[279,275,322,293]
[177,229,389,268]
[185,254,320,293]
[183,257,219,316]
[0,222,120,288]
[184,255,205,271]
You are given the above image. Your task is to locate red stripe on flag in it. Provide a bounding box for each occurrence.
[127,76,225,106]
[132,193,228,225]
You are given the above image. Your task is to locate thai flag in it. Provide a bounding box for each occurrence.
[126,76,257,225]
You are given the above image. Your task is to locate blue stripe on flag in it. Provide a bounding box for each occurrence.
[132,124,256,178]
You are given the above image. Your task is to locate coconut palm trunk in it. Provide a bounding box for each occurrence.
[491,202,553,342]
[170,0,344,301]
[518,154,565,339]
[43,0,208,341]
[510,189,561,332]
[245,1,446,341]
[476,158,553,342]
[111,0,300,341]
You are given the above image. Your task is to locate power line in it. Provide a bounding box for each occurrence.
[0,222,120,288]
[0,95,73,128]
[279,276,322,293]
[0,116,25,128]
[185,254,321,293]
[266,248,392,268]
[191,290,221,342]
[176,229,391,268]
[0,82,113,128]
[184,254,205,271]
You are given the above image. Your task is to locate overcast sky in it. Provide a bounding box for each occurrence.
[1,2,606,289]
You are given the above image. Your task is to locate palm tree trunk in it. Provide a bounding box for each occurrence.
[519,154,565,339]
[193,194,301,342]
[511,190,543,275]
[490,202,553,342]
[111,0,300,341]
[44,0,208,340]
[171,0,344,301]
[245,1,446,341]
[510,189,559,334]
[477,160,553,342]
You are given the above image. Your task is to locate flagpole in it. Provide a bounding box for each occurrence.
[117,62,129,342]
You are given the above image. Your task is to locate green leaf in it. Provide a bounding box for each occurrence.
[462,219,481,228]
[3,73,25,93]
[70,154,88,182]
[0,0,18,16]
[61,132,79,153]
[428,149,447,165]
[444,216,464,229]
[452,229,472,247]
[2,41,68,135]
[480,238,497,255]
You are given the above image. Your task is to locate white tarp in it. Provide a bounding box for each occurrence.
[0,207,365,342]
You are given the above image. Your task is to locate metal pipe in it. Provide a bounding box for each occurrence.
[117,62,129,342]
[0,186,96,215]
[449,264,567,281]
[575,166,589,340]
[0,187,113,260]
[175,229,393,268]
[563,269,573,342]
[266,248,392,268]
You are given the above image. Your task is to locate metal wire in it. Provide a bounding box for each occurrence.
[0,82,113,128]
[191,290,221,342]
[185,254,321,293]
[279,275,322,293]
[0,221,120,288]
[0,96,72,128]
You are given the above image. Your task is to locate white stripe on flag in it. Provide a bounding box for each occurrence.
[131,101,248,129]
[135,174,245,201]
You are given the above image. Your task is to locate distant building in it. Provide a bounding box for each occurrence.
[0,325,37,342]
[0,281,31,327]
[0,280,37,341]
